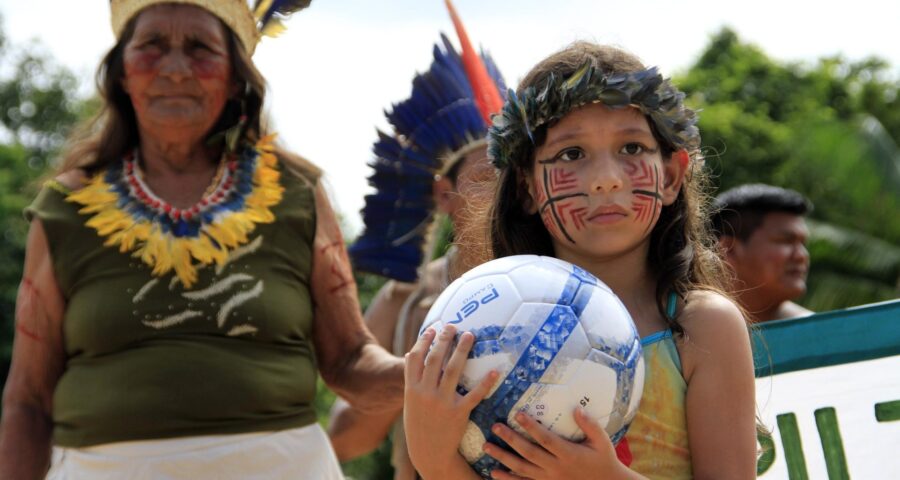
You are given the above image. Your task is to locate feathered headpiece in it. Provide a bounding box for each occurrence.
[109,0,311,55]
[348,0,506,282]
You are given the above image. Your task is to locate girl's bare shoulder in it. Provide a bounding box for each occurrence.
[677,290,751,380]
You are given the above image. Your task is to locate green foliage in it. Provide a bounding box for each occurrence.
[679,27,900,311]
[0,23,86,378]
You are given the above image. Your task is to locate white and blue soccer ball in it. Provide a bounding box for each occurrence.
[420,255,644,477]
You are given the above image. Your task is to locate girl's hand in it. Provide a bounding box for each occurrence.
[404,325,499,480]
[485,408,638,480]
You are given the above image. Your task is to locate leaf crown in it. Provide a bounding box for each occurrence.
[487,62,700,168]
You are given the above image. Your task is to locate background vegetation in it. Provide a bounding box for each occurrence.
[0,20,897,478]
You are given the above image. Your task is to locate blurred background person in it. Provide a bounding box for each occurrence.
[328,2,505,478]
[0,1,403,479]
[712,183,814,323]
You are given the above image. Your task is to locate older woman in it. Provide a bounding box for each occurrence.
[0,1,403,478]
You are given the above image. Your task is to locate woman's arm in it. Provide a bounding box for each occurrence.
[327,281,414,460]
[310,183,404,414]
[679,291,757,480]
[0,219,66,480]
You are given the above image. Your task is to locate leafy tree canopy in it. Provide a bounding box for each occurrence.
[679,27,900,310]
[0,17,86,373]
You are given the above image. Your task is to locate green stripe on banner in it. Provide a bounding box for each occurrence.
[814,408,849,479]
[753,299,900,376]
[777,413,809,480]
[875,400,900,422]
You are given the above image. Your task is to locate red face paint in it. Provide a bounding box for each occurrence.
[628,161,663,234]
[536,164,588,244]
[555,199,588,232]
[624,159,656,189]
[676,150,690,170]
[547,167,579,195]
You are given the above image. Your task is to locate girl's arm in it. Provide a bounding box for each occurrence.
[0,220,66,479]
[310,183,405,414]
[404,325,498,480]
[679,291,757,479]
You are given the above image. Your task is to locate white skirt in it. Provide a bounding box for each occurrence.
[46,424,344,480]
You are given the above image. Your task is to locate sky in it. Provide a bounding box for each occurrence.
[2,0,899,235]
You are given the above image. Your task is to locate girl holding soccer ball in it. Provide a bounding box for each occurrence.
[404,42,757,479]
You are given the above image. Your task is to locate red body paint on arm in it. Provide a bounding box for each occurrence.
[15,279,46,343]
[321,240,355,294]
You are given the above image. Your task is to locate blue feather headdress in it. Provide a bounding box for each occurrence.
[349,18,507,282]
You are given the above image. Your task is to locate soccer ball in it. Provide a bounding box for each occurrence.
[420,255,644,477]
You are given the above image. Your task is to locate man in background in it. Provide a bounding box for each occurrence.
[712,184,815,322]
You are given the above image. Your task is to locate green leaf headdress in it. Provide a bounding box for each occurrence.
[487,62,700,169]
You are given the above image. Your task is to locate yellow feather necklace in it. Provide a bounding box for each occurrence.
[67,135,284,288]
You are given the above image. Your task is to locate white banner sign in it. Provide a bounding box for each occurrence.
[755,355,900,479]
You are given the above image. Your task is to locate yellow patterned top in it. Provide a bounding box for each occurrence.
[623,329,692,479]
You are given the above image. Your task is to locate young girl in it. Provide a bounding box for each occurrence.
[403,42,757,479]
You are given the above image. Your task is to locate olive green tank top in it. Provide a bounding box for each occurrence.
[26,165,319,447]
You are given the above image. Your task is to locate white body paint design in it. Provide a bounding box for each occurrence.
[182,273,254,301]
[227,324,259,337]
[217,280,264,328]
[143,310,203,329]
[131,236,268,334]
[132,278,159,303]
[216,235,263,275]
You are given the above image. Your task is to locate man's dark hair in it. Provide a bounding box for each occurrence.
[711,184,813,241]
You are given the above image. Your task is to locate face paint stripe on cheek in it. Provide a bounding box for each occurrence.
[631,198,651,223]
[626,160,655,189]
[548,167,578,194]
[535,169,549,207]
[629,164,662,233]
[541,208,562,240]
[537,166,569,243]
[549,202,576,244]
[556,200,588,232]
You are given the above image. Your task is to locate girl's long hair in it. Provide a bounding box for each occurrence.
[488,42,729,335]
[58,16,319,182]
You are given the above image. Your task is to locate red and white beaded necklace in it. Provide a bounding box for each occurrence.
[122,149,240,222]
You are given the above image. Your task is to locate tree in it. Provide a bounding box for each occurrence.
[0,18,85,379]
[678,27,900,311]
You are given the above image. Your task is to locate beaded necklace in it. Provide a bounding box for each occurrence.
[68,135,284,288]
[123,150,235,223]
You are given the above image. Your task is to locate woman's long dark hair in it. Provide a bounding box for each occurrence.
[489,42,728,335]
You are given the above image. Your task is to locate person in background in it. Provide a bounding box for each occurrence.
[0,1,402,478]
[329,2,505,478]
[712,183,814,323]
